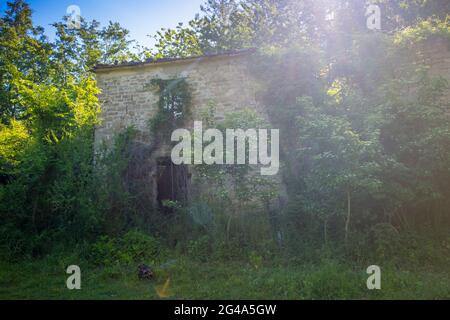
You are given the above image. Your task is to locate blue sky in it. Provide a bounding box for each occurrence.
[0,0,205,48]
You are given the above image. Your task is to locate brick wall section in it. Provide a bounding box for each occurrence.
[94,52,262,147]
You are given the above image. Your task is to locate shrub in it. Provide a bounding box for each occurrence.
[248,250,263,269]
[187,235,211,262]
[89,230,161,266]
[370,223,401,261]
[301,260,365,299]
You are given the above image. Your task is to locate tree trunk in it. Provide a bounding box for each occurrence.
[345,190,351,245]
[226,214,232,242]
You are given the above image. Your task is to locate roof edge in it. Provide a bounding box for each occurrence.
[94,48,257,72]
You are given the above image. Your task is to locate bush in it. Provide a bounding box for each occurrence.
[301,260,365,299]
[186,235,211,262]
[370,223,401,261]
[89,230,161,266]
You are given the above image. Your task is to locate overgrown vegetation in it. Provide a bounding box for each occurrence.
[0,0,449,299]
[149,78,192,138]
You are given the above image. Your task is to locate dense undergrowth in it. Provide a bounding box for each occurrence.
[1,229,449,300]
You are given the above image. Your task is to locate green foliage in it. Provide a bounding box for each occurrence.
[394,17,450,46]
[0,119,30,175]
[145,1,450,58]
[251,18,450,249]
[0,76,101,256]
[372,0,450,30]
[248,250,263,269]
[93,127,139,235]
[196,107,277,201]
[300,260,365,300]
[0,1,144,258]
[187,235,211,262]
[151,23,203,59]
[89,230,161,266]
[148,78,192,147]
[191,107,279,252]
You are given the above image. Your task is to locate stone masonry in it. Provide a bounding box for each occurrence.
[94,50,262,147]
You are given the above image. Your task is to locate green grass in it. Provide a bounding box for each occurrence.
[0,256,449,300]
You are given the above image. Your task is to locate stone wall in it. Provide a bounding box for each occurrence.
[94,51,262,147]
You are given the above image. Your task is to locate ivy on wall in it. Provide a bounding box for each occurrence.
[149,78,192,137]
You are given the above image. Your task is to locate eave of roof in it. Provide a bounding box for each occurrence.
[94,48,256,72]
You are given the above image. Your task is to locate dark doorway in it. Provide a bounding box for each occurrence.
[156,157,188,211]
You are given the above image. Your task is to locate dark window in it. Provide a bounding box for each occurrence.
[156,157,189,212]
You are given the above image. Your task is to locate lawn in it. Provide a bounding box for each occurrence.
[1,256,449,300]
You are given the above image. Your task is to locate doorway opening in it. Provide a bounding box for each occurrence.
[156,157,189,212]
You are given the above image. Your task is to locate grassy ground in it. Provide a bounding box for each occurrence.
[1,256,449,300]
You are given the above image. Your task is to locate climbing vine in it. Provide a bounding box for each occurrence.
[149,78,192,138]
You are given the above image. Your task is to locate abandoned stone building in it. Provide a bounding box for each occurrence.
[94,49,276,210]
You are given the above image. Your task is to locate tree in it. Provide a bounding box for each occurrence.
[0,0,135,255]
[0,0,52,122]
[297,96,383,244]
[151,23,203,59]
